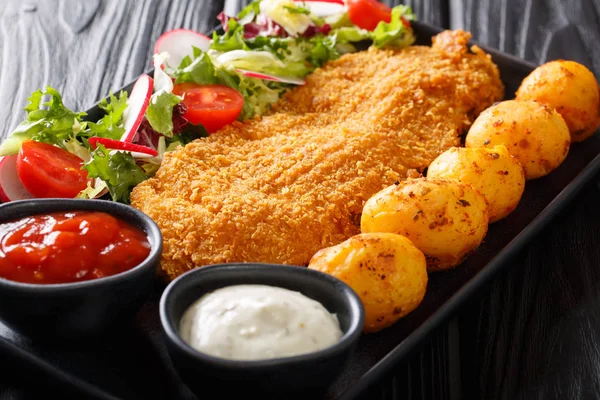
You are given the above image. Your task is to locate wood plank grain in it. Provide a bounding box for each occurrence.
[458,181,600,400]
[450,0,600,75]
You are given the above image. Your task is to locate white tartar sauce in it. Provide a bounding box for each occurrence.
[179,284,343,361]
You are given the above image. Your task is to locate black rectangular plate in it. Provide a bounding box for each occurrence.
[2,21,600,400]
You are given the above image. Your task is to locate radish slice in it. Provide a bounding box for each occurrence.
[297,0,346,16]
[110,150,156,159]
[121,74,154,143]
[154,29,212,69]
[0,156,35,202]
[88,137,158,157]
[236,69,306,85]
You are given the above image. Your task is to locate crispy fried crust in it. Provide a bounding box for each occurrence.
[131,30,504,280]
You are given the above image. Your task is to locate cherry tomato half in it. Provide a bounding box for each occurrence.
[347,0,392,31]
[172,83,244,133]
[16,140,89,198]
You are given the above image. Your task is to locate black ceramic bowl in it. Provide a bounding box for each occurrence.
[0,199,162,340]
[160,263,365,399]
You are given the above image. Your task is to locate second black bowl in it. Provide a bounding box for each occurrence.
[160,263,365,398]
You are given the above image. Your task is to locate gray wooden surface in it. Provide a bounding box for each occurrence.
[1,1,600,399]
[449,1,600,399]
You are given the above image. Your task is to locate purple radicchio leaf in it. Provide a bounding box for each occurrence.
[134,103,189,150]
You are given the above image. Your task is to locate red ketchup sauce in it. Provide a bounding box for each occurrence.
[0,211,151,284]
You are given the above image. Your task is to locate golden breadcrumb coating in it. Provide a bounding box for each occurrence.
[131,30,504,280]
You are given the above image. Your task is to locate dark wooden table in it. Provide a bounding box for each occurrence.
[1,0,599,399]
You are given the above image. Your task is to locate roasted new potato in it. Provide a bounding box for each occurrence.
[361,178,488,271]
[516,60,600,142]
[427,145,525,223]
[308,232,427,333]
[465,100,570,180]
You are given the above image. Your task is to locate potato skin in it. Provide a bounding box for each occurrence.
[465,100,570,180]
[361,178,488,271]
[308,232,427,333]
[427,145,525,223]
[516,60,600,142]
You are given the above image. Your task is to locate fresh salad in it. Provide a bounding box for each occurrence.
[0,0,416,204]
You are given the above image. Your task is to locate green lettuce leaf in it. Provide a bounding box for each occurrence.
[215,49,311,78]
[210,19,247,52]
[63,136,92,162]
[259,0,312,36]
[0,86,86,156]
[332,26,371,43]
[146,91,182,136]
[171,47,234,91]
[0,88,132,156]
[237,0,262,24]
[86,91,128,140]
[371,5,416,48]
[237,74,288,117]
[283,5,310,15]
[324,11,353,29]
[173,47,217,84]
[82,144,147,204]
[307,35,342,66]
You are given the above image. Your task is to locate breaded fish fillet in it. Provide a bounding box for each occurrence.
[131,30,504,280]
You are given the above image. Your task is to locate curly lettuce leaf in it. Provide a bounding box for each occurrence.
[307,35,343,66]
[371,5,416,48]
[82,144,147,204]
[238,74,288,117]
[211,18,248,52]
[172,47,217,84]
[86,91,128,140]
[0,87,86,156]
[63,136,92,162]
[1,87,132,156]
[237,0,262,24]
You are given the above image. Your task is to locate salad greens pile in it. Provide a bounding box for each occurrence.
[0,0,417,204]
[200,0,416,118]
[0,87,189,203]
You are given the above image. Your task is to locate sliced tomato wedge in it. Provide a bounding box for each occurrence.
[16,140,89,198]
[347,0,392,31]
[172,83,244,133]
